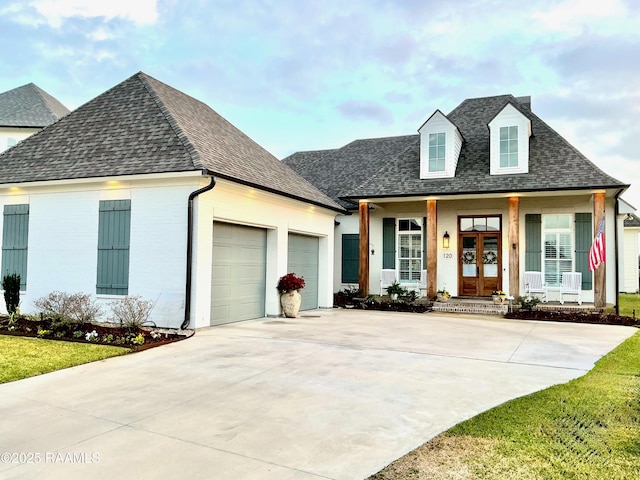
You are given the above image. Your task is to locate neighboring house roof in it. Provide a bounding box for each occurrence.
[0,72,344,212]
[624,213,640,228]
[0,83,70,127]
[284,94,628,207]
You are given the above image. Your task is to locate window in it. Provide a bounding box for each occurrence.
[543,214,572,287]
[428,132,446,172]
[500,126,518,167]
[398,219,422,282]
[1,204,29,290]
[341,234,359,283]
[97,200,131,295]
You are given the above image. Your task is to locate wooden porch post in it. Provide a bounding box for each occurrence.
[508,197,519,297]
[593,192,606,308]
[358,201,370,296]
[427,200,437,298]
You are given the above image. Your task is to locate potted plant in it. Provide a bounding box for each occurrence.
[386,281,406,301]
[436,288,451,302]
[277,273,305,318]
[492,290,508,304]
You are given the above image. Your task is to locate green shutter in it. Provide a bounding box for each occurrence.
[341,234,359,283]
[1,204,29,290]
[97,200,131,295]
[422,217,427,267]
[382,218,396,269]
[575,213,592,290]
[525,214,542,271]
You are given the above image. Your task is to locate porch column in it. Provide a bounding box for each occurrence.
[593,192,606,307]
[508,197,520,297]
[358,201,370,296]
[427,200,437,298]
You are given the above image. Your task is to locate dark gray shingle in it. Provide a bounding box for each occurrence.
[0,73,343,212]
[0,83,70,127]
[285,94,627,205]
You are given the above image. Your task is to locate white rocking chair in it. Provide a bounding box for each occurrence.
[559,272,582,305]
[523,271,547,303]
[380,269,396,295]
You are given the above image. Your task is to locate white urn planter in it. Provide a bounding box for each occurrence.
[281,290,302,318]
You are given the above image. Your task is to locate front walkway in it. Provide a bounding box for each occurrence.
[0,310,634,480]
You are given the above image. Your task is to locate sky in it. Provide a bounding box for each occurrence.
[1,0,639,210]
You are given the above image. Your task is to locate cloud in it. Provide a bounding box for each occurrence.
[337,100,394,125]
[28,0,159,28]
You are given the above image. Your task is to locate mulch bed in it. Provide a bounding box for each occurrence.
[335,296,432,313]
[506,309,640,327]
[0,315,193,351]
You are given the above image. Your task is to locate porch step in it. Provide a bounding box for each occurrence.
[431,300,508,315]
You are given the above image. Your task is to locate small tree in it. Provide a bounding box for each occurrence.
[2,274,21,314]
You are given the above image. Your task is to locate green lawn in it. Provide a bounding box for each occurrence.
[371,330,640,479]
[0,335,130,384]
[619,292,640,318]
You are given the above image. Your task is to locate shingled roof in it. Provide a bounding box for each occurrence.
[625,213,640,228]
[0,72,343,212]
[284,94,627,208]
[0,83,69,127]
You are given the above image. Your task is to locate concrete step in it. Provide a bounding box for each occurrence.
[431,300,508,315]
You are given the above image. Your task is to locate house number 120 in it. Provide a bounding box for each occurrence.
[443,253,453,259]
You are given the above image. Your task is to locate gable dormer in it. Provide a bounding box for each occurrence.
[418,110,463,179]
[488,102,532,175]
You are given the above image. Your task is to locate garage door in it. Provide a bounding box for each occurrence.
[287,233,319,311]
[211,222,266,326]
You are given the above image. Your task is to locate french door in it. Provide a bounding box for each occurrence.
[458,232,501,296]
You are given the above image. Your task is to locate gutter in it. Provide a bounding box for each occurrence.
[181,173,216,330]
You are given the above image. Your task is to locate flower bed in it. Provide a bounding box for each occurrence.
[506,309,639,327]
[0,315,192,351]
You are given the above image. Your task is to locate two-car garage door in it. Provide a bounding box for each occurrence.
[210,223,319,326]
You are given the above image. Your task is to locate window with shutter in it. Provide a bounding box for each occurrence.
[96,200,131,295]
[1,204,29,290]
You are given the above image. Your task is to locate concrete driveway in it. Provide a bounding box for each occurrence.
[0,310,635,480]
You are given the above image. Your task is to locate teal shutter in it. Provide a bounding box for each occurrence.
[382,218,396,269]
[2,204,29,290]
[341,234,359,283]
[97,200,131,295]
[422,217,427,268]
[525,214,542,271]
[575,213,592,290]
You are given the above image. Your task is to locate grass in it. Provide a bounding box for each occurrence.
[0,335,130,384]
[370,330,640,479]
[619,292,640,318]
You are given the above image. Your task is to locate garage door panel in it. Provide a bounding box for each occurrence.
[211,222,266,326]
[288,234,319,311]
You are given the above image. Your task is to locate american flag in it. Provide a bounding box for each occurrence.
[588,217,605,271]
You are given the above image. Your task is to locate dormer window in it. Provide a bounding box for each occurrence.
[428,133,446,172]
[419,110,462,179]
[499,126,518,167]
[489,102,531,175]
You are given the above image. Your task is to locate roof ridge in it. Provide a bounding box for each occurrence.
[136,72,203,170]
[30,83,70,121]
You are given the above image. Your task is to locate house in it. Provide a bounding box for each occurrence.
[284,95,629,308]
[0,83,69,152]
[0,72,344,328]
[621,208,640,293]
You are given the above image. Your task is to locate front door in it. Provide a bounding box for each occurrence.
[458,232,501,296]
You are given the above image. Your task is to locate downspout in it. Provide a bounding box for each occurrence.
[181,173,216,330]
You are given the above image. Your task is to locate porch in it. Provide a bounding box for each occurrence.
[432,297,604,316]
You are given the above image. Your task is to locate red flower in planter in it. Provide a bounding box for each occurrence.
[277,273,305,293]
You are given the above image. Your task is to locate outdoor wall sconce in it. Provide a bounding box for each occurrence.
[443,231,450,249]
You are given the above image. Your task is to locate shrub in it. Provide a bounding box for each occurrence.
[109,296,154,330]
[386,281,408,297]
[516,295,541,313]
[33,291,102,325]
[2,273,21,314]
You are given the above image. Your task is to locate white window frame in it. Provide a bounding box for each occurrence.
[542,214,573,287]
[428,132,446,172]
[499,126,518,167]
[397,218,422,283]
[489,103,531,175]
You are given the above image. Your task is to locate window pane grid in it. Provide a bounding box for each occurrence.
[398,220,422,282]
[499,126,518,167]
[428,132,446,172]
